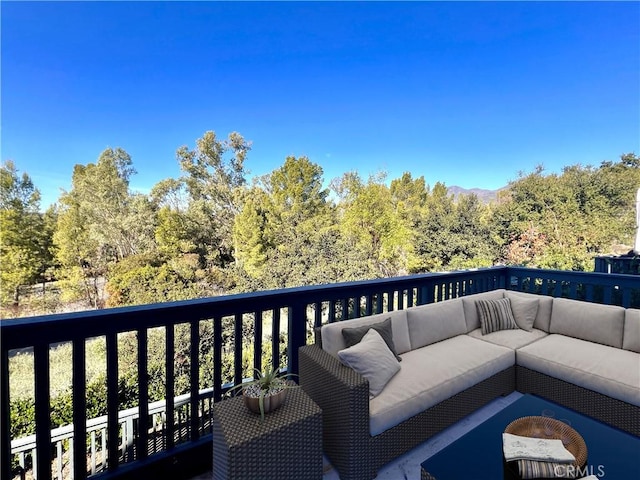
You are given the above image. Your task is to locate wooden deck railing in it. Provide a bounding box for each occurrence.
[2,266,638,480]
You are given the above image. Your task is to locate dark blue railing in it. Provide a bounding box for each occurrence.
[1,266,638,480]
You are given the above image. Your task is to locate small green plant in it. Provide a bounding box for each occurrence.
[228,366,298,421]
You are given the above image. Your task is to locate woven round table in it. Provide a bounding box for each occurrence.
[503,415,588,480]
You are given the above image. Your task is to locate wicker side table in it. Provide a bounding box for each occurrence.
[212,387,322,480]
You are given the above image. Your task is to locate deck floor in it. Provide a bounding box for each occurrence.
[192,391,523,480]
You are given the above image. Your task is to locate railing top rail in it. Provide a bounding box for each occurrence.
[505,266,640,285]
[0,267,507,349]
[2,266,636,350]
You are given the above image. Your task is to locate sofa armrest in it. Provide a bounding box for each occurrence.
[299,344,371,478]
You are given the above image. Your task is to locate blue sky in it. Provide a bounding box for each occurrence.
[2,1,639,209]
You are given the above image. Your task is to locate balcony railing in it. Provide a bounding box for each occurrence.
[2,266,639,480]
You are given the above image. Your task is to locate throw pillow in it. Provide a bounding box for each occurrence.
[337,329,401,398]
[508,295,539,331]
[476,298,518,335]
[342,317,402,361]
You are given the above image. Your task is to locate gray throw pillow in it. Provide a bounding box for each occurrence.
[476,298,518,335]
[338,329,401,398]
[342,317,402,361]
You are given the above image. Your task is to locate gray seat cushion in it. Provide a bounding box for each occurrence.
[468,327,548,350]
[517,334,640,407]
[369,335,514,436]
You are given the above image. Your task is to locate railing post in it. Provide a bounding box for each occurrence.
[33,343,52,480]
[1,348,11,480]
[288,300,307,376]
[165,326,175,451]
[213,316,223,401]
[271,309,281,371]
[137,329,149,461]
[106,333,119,471]
[72,338,87,480]
[189,320,200,441]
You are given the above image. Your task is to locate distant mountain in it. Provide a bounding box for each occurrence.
[447,186,501,203]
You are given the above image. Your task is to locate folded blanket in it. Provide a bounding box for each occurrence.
[517,459,579,479]
[503,433,576,463]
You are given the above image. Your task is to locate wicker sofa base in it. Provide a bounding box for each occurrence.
[299,344,515,480]
[516,365,640,437]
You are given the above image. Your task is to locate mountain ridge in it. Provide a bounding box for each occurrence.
[447,185,502,203]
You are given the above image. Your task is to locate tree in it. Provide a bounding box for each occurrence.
[176,131,251,273]
[233,156,349,289]
[337,172,414,277]
[233,187,271,279]
[0,161,48,308]
[492,155,640,270]
[54,148,139,308]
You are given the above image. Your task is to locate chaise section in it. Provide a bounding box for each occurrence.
[516,366,640,436]
[517,334,640,407]
[516,298,640,436]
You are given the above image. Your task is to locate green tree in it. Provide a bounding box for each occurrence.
[176,131,251,274]
[492,155,640,270]
[233,156,350,289]
[233,187,271,279]
[0,161,49,309]
[54,148,139,307]
[336,172,414,277]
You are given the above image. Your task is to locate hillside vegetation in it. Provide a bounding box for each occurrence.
[1,131,639,318]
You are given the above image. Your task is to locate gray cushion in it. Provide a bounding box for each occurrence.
[505,291,553,332]
[550,297,625,348]
[337,328,401,398]
[321,309,411,358]
[369,335,514,435]
[407,298,467,350]
[461,290,506,332]
[342,317,402,361]
[476,298,518,335]
[517,334,640,407]
[468,327,548,349]
[508,295,539,331]
[623,309,640,353]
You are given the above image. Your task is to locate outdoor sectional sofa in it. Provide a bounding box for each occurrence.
[298,290,640,480]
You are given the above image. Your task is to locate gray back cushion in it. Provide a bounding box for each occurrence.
[321,309,411,357]
[623,308,640,353]
[550,297,625,348]
[505,291,553,332]
[407,298,467,350]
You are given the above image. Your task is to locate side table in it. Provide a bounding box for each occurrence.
[212,387,323,480]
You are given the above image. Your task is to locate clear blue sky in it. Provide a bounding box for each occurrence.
[2,1,639,209]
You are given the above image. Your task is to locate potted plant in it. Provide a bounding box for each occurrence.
[228,366,298,421]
